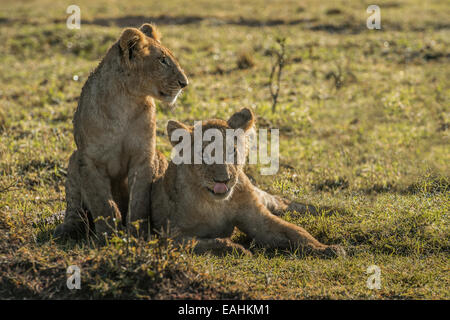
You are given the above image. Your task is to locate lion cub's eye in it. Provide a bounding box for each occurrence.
[159,56,169,66]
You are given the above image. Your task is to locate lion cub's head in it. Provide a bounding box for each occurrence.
[118,23,188,106]
[167,108,255,201]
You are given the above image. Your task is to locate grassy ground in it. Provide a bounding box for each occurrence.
[0,0,449,299]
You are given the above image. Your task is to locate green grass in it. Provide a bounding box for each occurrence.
[0,0,449,299]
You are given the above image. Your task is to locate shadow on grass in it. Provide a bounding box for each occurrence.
[46,14,365,34]
[311,174,449,195]
[82,15,320,28]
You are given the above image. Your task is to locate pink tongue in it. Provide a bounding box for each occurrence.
[213,183,228,194]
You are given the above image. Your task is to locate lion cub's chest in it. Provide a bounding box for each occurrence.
[82,109,155,178]
[176,200,235,239]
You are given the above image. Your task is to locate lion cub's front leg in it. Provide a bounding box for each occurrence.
[234,192,345,258]
[126,161,153,238]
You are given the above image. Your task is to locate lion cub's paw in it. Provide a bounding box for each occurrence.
[321,245,346,258]
[229,243,253,257]
[286,202,319,216]
[216,239,252,257]
[53,222,86,241]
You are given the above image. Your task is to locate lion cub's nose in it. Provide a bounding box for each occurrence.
[178,79,188,88]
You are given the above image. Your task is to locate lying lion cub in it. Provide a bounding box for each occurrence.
[150,108,346,257]
[54,23,188,241]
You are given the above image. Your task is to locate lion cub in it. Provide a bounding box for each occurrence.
[54,24,188,241]
[150,109,345,257]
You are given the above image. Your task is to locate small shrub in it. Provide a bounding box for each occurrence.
[236,50,255,69]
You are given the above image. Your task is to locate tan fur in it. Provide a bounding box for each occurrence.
[253,187,319,216]
[54,24,188,241]
[150,109,345,257]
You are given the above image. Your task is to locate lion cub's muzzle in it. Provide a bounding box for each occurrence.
[178,78,188,88]
[205,177,236,200]
[162,73,188,106]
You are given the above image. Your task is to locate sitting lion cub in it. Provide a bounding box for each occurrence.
[150,108,346,257]
[54,24,188,241]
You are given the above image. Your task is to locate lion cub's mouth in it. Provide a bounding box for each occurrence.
[160,89,182,106]
[206,182,231,198]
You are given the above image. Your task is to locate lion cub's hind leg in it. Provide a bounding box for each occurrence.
[54,151,91,240]
[252,185,318,216]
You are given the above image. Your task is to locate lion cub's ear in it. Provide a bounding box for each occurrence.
[227,108,255,132]
[119,28,146,65]
[167,120,191,146]
[139,23,162,42]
